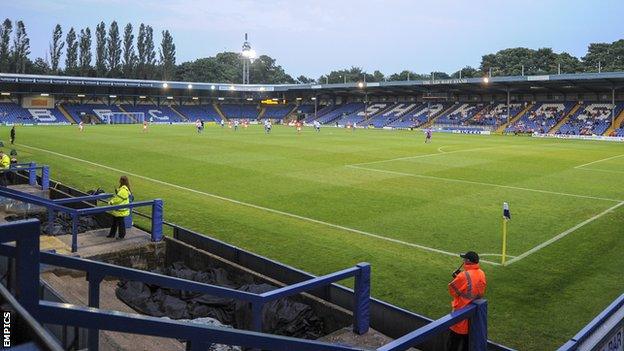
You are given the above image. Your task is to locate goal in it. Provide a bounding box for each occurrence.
[101,112,145,124]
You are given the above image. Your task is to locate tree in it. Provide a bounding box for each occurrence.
[49,24,64,73]
[11,20,30,73]
[371,70,385,82]
[431,71,450,79]
[159,29,176,80]
[122,23,135,78]
[79,27,92,75]
[65,27,78,74]
[0,19,12,72]
[106,21,122,76]
[296,75,315,84]
[387,70,428,81]
[451,66,479,78]
[137,24,156,79]
[144,25,156,78]
[95,22,107,76]
[31,57,50,74]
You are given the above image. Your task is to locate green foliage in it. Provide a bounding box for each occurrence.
[159,30,176,80]
[78,27,92,76]
[0,19,12,72]
[106,21,122,76]
[11,20,30,73]
[94,22,106,76]
[64,27,78,74]
[122,23,135,77]
[49,24,64,73]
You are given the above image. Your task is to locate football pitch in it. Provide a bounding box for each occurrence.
[8,123,624,350]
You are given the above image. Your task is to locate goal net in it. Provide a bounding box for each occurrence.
[101,112,145,124]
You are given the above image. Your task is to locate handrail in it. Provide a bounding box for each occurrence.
[0,181,163,252]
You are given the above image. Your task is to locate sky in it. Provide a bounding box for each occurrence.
[4,0,624,78]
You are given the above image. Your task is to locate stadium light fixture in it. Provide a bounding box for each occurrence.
[0,92,10,96]
[246,97,253,101]
[40,93,49,97]
[358,82,364,88]
[229,86,235,91]
[271,98,279,101]
[483,77,489,84]
[311,97,316,100]
[296,97,302,101]
[166,96,174,100]
[187,84,193,89]
[77,94,86,98]
[211,85,216,90]
[109,95,117,98]
[218,97,225,101]
[163,83,168,88]
[259,87,265,91]
[192,96,199,100]
[139,95,147,99]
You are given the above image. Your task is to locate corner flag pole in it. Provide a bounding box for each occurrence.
[502,202,511,265]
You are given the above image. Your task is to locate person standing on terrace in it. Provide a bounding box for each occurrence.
[106,176,132,239]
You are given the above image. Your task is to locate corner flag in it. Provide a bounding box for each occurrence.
[501,202,511,264]
[503,202,511,220]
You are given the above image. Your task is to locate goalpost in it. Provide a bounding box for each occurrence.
[100,112,145,124]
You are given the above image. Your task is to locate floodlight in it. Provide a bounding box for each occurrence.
[163,83,168,88]
[166,96,174,100]
[77,94,85,98]
[40,93,49,97]
[187,84,193,89]
[218,97,225,101]
[192,97,199,100]
[483,77,489,84]
[109,95,117,98]
[211,85,216,90]
[246,98,253,101]
[139,95,147,99]
[358,82,364,88]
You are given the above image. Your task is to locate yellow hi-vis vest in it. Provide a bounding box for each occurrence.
[108,185,131,217]
[0,154,10,169]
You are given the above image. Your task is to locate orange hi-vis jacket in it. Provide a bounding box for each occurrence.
[448,262,487,334]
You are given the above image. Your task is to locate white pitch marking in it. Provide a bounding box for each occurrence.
[19,144,502,266]
[574,154,624,169]
[575,167,624,175]
[347,165,624,203]
[504,201,624,265]
[350,146,499,166]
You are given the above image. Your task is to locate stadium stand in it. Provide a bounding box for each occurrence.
[557,102,624,135]
[467,103,523,127]
[387,103,445,128]
[435,103,485,125]
[303,105,334,123]
[62,103,122,123]
[0,102,34,123]
[505,102,574,133]
[262,104,295,119]
[120,104,184,123]
[174,105,223,122]
[219,104,259,119]
[316,102,364,124]
[366,103,420,128]
[0,102,70,124]
[335,102,391,126]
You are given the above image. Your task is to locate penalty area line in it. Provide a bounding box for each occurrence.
[504,201,624,266]
[19,143,501,266]
[574,154,624,169]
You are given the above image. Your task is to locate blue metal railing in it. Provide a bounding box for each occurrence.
[0,162,50,190]
[0,219,489,351]
[0,172,163,252]
[557,293,624,351]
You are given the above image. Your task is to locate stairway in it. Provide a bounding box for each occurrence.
[170,105,189,122]
[57,104,78,124]
[604,107,624,136]
[495,103,534,133]
[213,103,227,121]
[42,270,185,350]
[549,102,582,134]
[422,104,458,128]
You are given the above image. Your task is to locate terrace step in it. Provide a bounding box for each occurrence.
[42,271,185,351]
[549,102,582,133]
[57,104,78,124]
[604,106,624,135]
[495,102,534,133]
[213,103,227,121]
[169,105,189,122]
[422,104,457,128]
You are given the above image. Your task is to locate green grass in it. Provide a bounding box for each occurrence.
[8,124,624,350]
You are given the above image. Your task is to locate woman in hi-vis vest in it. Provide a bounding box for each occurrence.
[107,176,132,239]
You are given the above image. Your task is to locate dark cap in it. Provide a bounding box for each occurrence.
[460,251,479,263]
